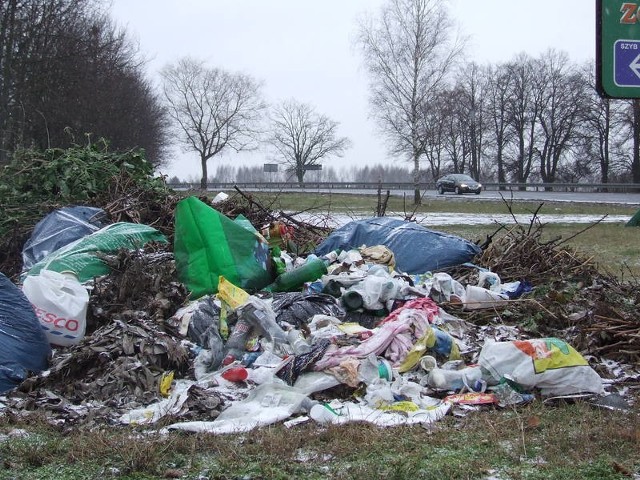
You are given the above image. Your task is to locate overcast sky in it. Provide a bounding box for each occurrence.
[109,1,595,181]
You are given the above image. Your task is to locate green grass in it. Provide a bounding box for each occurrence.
[238,191,639,216]
[436,223,640,280]
[0,402,638,479]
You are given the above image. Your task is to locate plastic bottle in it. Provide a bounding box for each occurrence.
[287,329,312,355]
[221,318,253,366]
[221,366,249,382]
[265,257,328,292]
[426,365,483,391]
[478,271,501,291]
[342,290,364,310]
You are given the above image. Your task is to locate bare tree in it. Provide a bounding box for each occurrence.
[486,63,512,187]
[532,50,587,188]
[572,62,628,185]
[441,86,469,174]
[268,99,351,184]
[457,62,490,180]
[161,57,266,189]
[504,54,540,187]
[357,0,462,204]
[417,89,447,181]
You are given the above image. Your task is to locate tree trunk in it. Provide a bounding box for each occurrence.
[413,153,421,205]
[200,155,208,190]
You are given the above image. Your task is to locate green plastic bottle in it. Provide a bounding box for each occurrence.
[265,257,328,293]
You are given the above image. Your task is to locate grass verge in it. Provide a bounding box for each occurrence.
[0,401,638,479]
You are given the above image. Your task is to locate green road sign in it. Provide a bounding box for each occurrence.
[597,0,640,98]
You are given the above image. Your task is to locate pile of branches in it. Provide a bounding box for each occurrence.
[480,206,602,286]
[445,205,640,365]
[0,143,331,280]
[0,143,177,281]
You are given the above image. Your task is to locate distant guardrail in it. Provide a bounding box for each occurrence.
[166,181,640,194]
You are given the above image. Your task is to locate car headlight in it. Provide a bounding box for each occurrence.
[460,183,468,188]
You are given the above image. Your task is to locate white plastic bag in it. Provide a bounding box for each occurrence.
[22,270,89,347]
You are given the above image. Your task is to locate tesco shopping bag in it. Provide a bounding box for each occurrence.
[478,338,604,396]
[22,270,89,347]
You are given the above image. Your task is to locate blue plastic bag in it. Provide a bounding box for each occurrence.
[0,273,51,393]
[315,217,482,274]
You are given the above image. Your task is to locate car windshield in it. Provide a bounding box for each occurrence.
[451,174,476,182]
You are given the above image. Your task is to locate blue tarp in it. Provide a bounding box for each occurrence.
[0,273,51,393]
[315,217,482,274]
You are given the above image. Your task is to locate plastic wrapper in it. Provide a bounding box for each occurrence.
[170,296,225,370]
[25,222,167,283]
[21,206,108,273]
[165,382,313,434]
[478,338,604,396]
[173,197,272,298]
[22,270,89,347]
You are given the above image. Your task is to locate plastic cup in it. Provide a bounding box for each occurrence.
[420,355,438,372]
[309,403,339,424]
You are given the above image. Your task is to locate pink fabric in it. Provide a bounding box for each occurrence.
[314,317,411,370]
[314,297,443,371]
[382,297,440,325]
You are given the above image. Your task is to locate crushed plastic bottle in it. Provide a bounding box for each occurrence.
[221,317,253,365]
[491,381,535,406]
[287,328,312,355]
[237,300,288,345]
[426,365,483,391]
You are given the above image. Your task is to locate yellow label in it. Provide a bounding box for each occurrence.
[217,276,249,309]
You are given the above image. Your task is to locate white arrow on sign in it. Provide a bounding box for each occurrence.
[631,53,640,80]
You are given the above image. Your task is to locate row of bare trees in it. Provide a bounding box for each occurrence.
[160,58,352,190]
[0,0,168,167]
[161,0,640,200]
[357,0,640,204]
[169,163,415,185]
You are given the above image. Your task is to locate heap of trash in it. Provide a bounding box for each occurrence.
[1,191,638,434]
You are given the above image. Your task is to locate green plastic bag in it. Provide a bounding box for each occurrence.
[174,197,273,299]
[626,208,640,227]
[26,222,168,283]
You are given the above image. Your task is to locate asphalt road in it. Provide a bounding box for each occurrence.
[295,187,640,205]
[421,189,640,205]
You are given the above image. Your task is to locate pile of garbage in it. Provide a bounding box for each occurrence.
[0,192,638,434]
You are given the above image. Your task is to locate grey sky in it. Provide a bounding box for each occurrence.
[110,1,595,181]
